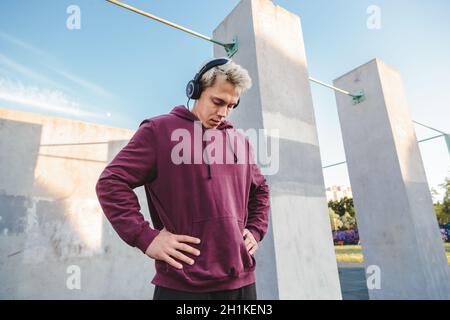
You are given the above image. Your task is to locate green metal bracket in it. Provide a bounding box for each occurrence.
[351,90,366,105]
[223,36,239,58]
[210,35,238,57]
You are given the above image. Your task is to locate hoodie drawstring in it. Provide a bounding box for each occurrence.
[202,126,212,179]
[203,128,238,180]
[226,130,238,164]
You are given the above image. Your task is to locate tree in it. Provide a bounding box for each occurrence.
[328,197,358,230]
[343,197,355,218]
[434,176,450,225]
[431,187,440,203]
[341,212,357,230]
[328,199,346,217]
[329,208,343,231]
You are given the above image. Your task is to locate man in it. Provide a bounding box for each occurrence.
[96,57,270,300]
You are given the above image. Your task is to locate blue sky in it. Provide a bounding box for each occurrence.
[0,0,449,198]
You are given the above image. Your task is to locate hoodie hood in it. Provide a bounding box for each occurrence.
[170,105,233,130]
[170,105,238,179]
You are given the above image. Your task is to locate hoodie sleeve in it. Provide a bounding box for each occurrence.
[95,119,159,254]
[245,140,270,242]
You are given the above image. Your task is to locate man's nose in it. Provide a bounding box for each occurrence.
[217,106,228,118]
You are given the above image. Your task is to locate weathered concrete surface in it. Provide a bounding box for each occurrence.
[334,59,450,299]
[0,108,155,299]
[213,0,342,299]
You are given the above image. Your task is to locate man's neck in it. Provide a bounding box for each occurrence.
[190,106,200,120]
[190,106,205,128]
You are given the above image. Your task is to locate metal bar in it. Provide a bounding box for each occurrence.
[309,77,366,105]
[322,161,347,169]
[309,77,351,96]
[40,142,109,147]
[38,154,108,164]
[418,134,445,143]
[413,121,447,135]
[323,134,447,169]
[309,77,366,104]
[105,0,228,47]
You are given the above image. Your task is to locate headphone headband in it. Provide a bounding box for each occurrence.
[193,58,231,82]
[186,58,240,108]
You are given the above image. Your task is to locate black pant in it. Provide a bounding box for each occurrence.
[153,282,257,300]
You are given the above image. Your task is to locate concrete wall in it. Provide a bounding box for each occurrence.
[213,0,342,299]
[0,108,156,299]
[334,59,450,299]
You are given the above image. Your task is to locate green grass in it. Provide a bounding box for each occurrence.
[335,243,450,264]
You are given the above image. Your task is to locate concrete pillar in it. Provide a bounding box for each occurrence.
[213,0,342,299]
[333,58,450,299]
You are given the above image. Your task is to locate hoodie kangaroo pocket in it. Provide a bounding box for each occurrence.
[184,216,255,281]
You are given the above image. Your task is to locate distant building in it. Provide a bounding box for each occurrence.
[326,185,353,202]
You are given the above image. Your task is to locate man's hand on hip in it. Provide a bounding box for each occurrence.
[145,228,201,269]
[243,228,259,256]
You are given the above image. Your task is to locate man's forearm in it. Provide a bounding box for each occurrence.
[96,171,160,253]
[246,180,270,242]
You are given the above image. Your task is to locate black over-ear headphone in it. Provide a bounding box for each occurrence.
[186,57,240,108]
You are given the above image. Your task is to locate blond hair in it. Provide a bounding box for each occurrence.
[199,59,252,95]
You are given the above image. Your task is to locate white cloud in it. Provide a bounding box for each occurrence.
[0,77,108,119]
[0,53,66,91]
[50,68,115,99]
[0,31,47,58]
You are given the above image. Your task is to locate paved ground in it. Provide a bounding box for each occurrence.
[338,263,369,300]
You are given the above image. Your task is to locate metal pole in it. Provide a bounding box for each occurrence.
[309,77,366,104]
[323,134,448,169]
[322,161,347,169]
[413,120,447,135]
[418,134,445,143]
[309,77,351,96]
[105,0,238,56]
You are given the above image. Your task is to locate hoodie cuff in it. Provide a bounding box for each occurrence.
[246,226,262,242]
[134,225,160,254]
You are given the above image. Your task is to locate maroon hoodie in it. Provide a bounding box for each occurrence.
[96,105,270,292]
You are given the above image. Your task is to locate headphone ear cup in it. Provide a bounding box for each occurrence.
[186,80,196,99]
[186,80,201,100]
